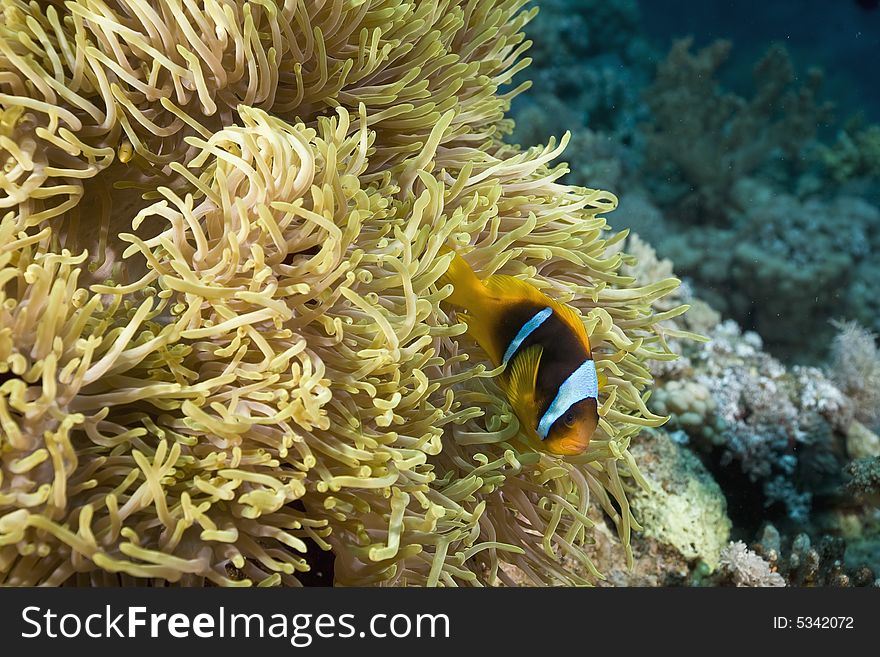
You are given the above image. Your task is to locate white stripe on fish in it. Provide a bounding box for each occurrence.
[536,358,598,440]
[502,306,553,367]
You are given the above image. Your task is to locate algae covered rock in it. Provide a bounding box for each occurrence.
[650,380,723,444]
[846,421,880,460]
[629,430,732,570]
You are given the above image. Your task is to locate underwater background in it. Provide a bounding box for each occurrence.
[509,0,880,584]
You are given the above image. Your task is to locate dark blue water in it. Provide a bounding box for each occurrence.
[640,0,880,122]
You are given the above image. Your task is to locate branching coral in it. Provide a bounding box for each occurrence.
[0,0,680,587]
[751,526,877,587]
[643,38,831,222]
[830,320,880,429]
[717,541,785,587]
[821,120,880,184]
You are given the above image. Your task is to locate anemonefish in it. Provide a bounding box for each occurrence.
[438,247,603,456]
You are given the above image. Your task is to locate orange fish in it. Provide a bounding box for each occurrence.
[439,248,602,455]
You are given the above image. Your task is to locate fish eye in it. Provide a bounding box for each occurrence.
[563,411,576,428]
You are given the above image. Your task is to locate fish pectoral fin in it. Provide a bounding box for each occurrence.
[500,344,543,432]
[457,311,504,366]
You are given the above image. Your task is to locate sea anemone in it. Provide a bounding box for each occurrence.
[0,0,682,586]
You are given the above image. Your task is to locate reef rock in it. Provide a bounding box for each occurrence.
[629,430,732,570]
[846,421,880,460]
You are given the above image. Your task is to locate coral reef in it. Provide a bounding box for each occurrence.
[512,3,880,365]
[623,183,880,361]
[830,321,880,429]
[511,4,880,363]
[845,457,880,506]
[612,231,880,588]
[821,119,880,184]
[652,317,852,524]
[716,541,785,587]
[502,0,880,589]
[3,0,876,591]
[628,430,732,570]
[643,38,831,223]
[635,42,879,359]
[0,1,682,587]
[751,526,877,587]
[638,260,880,584]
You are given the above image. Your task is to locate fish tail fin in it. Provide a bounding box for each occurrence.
[437,245,484,311]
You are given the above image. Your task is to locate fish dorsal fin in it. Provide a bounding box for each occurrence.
[500,344,543,433]
[484,275,591,350]
[547,298,591,350]
[483,274,547,305]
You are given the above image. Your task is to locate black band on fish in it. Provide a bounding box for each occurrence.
[502,306,553,367]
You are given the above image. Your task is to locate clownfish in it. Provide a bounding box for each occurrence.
[439,247,602,456]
